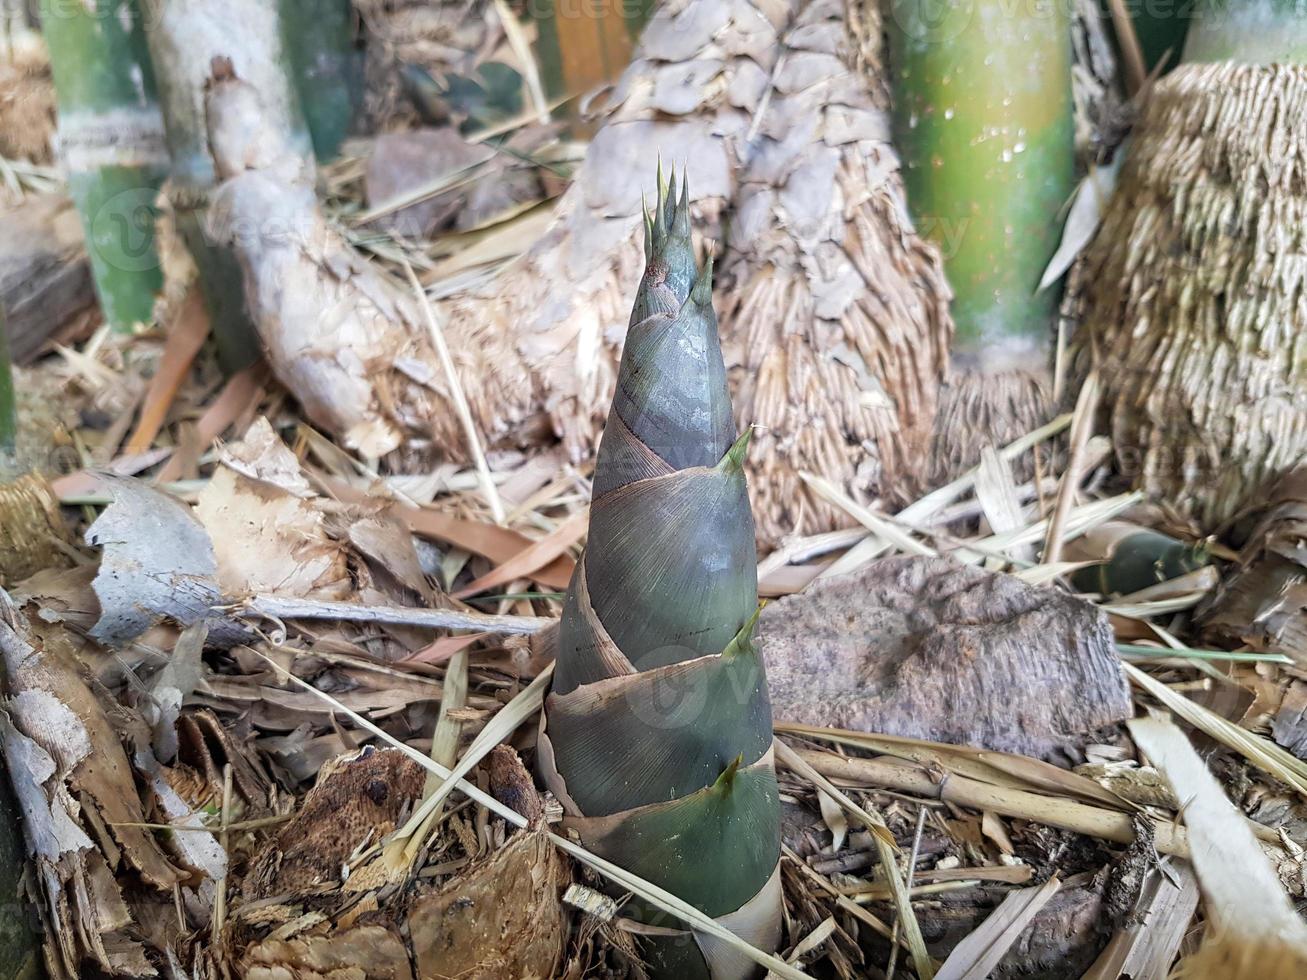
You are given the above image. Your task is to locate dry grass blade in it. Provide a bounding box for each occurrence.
[934,876,1062,980]
[390,664,554,846]
[787,916,836,965]
[1041,371,1099,565]
[1124,664,1307,797]
[1127,717,1307,944]
[774,738,935,980]
[784,844,931,963]
[958,492,1143,566]
[452,508,588,599]
[1013,560,1093,585]
[903,413,1073,526]
[391,647,471,868]
[822,414,1073,578]
[799,472,936,572]
[251,652,809,979]
[403,260,505,524]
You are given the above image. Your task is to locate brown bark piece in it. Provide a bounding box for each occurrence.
[0,194,97,365]
[242,746,425,900]
[757,557,1131,760]
[407,828,568,980]
[241,924,415,980]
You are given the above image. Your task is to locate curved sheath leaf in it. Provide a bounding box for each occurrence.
[546,635,773,815]
[565,760,781,919]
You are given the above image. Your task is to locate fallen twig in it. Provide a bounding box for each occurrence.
[238,594,551,636]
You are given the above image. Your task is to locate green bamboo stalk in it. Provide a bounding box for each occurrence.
[1117,0,1192,77]
[41,0,166,331]
[887,0,1075,366]
[539,170,781,979]
[279,0,362,161]
[1183,0,1307,63]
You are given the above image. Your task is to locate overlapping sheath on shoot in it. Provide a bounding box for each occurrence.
[539,168,782,979]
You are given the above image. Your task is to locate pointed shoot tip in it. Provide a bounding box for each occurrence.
[720,601,763,660]
[712,753,745,793]
[690,252,714,306]
[717,425,752,475]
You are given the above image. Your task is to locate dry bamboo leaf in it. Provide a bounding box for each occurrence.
[123,288,210,456]
[452,508,587,599]
[83,474,243,648]
[195,417,349,599]
[320,475,574,590]
[1128,718,1306,939]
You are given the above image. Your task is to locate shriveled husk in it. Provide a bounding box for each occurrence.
[207,0,949,547]
[541,177,780,979]
[718,0,952,539]
[1075,62,1307,530]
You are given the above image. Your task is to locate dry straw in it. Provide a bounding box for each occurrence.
[1078,62,1307,529]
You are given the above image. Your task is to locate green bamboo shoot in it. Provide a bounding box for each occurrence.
[41,0,166,331]
[539,171,781,978]
[887,0,1075,477]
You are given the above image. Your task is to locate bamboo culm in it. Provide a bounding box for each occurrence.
[41,0,166,331]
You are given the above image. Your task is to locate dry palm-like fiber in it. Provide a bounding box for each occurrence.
[207,0,949,545]
[0,31,55,164]
[718,0,951,543]
[353,0,502,131]
[1076,62,1307,530]
[431,0,777,465]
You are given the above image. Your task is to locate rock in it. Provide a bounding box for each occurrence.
[757,556,1131,761]
[364,127,493,238]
